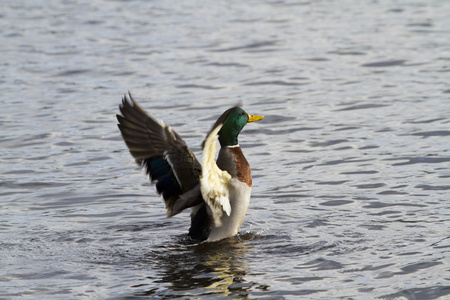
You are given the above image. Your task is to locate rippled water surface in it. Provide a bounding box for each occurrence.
[1,0,450,299]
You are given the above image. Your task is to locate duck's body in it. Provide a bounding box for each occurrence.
[205,146,252,241]
[117,93,263,242]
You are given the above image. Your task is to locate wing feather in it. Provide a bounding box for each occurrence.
[200,124,232,226]
[117,93,202,216]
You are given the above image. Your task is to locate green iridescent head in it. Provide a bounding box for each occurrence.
[209,107,263,147]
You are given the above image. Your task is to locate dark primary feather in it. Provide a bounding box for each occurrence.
[116,93,202,217]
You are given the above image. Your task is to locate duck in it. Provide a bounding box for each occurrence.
[117,92,263,242]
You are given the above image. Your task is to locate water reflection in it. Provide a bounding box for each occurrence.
[137,237,251,297]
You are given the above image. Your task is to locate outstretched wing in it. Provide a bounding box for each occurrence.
[117,92,203,216]
[200,124,232,226]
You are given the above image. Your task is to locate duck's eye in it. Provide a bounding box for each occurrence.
[239,112,245,116]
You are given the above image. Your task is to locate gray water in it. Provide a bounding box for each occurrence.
[1,0,449,299]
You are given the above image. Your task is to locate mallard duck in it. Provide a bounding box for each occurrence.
[117,92,263,242]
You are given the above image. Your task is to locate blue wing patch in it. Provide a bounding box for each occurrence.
[142,156,182,203]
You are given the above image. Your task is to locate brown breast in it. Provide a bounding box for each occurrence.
[227,146,252,187]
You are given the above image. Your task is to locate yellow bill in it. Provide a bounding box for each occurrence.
[247,113,264,123]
